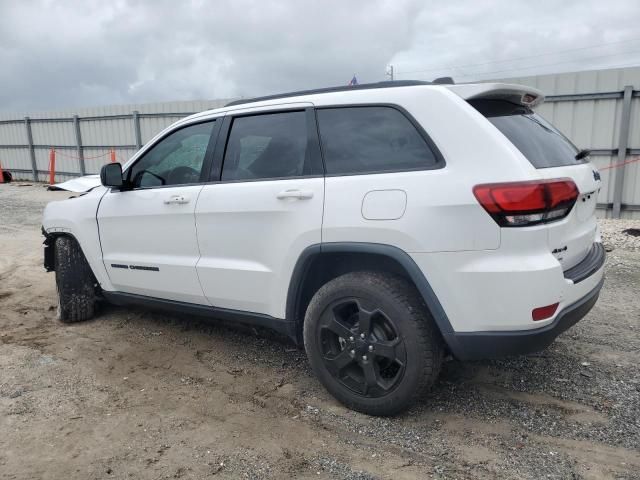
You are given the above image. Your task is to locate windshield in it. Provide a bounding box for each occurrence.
[469,99,584,169]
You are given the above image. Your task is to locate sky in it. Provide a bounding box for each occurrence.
[1,0,640,113]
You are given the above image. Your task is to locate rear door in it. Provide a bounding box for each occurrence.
[194,106,324,318]
[98,119,219,304]
[470,99,601,269]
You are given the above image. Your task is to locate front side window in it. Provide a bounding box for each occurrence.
[128,121,215,188]
[316,106,439,175]
[221,111,309,181]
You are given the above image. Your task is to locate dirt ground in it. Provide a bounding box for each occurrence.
[0,183,639,480]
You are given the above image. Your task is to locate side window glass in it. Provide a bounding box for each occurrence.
[221,111,308,181]
[128,121,215,188]
[316,107,439,175]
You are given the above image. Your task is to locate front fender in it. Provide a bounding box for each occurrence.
[42,186,114,291]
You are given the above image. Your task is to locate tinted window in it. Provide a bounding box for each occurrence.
[470,99,582,169]
[128,121,215,187]
[316,107,439,175]
[222,111,310,181]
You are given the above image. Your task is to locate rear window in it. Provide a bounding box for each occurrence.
[316,106,440,175]
[469,99,583,169]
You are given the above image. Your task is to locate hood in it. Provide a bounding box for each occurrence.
[48,175,101,193]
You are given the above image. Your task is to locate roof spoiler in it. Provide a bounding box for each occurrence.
[432,77,454,85]
[445,83,545,108]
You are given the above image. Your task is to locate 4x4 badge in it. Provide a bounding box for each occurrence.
[593,170,601,181]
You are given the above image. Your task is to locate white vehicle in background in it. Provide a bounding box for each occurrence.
[42,80,605,415]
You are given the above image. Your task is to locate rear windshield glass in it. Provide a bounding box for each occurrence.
[469,99,583,169]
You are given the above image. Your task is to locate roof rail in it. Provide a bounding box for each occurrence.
[224,80,433,107]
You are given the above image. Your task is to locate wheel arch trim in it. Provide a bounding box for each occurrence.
[42,228,104,287]
[286,242,456,347]
[43,227,78,271]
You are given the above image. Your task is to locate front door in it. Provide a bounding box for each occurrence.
[195,108,324,318]
[98,119,219,305]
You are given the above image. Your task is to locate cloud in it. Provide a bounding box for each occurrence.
[0,0,639,112]
[391,0,640,82]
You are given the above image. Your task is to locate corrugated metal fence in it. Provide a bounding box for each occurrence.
[0,99,231,184]
[0,67,639,218]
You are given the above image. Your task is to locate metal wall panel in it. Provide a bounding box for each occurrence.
[0,122,27,146]
[0,147,30,171]
[80,118,135,146]
[81,148,113,174]
[139,117,180,143]
[623,154,640,206]
[30,120,76,146]
[629,98,640,148]
[80,148,139,174]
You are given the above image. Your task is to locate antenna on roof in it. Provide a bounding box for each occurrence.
[432,77,454,84]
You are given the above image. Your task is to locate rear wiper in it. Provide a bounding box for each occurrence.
[575,149,591,160]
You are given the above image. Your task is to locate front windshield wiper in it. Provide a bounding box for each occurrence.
[575,149,591,160]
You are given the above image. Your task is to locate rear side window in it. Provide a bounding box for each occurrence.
[222,111,311,181]
[316,106,440,175]
[470,99,582,169]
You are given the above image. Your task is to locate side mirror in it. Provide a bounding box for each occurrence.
[100,163,124,188]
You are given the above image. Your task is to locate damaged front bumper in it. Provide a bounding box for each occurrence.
[42,227,55,272]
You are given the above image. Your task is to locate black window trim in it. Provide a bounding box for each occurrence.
[314,103,446,178]
[118,101,447,191]
[120,117,222,191]
[208,107,324,184]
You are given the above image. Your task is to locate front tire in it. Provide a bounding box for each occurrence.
[303,271,443,416]
[54,236,97,323]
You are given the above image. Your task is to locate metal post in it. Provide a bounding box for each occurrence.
[73,115,85,176]
[386,64,394,81]
[132,110,142,150]
[24,116,38,182]
[612,85,633,218]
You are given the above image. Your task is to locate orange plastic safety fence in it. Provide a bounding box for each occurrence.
[54,150,111,161]
[599,155,640,171]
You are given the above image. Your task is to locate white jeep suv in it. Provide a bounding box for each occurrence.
[42,80,605,415]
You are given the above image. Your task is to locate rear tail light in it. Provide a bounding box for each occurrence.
[473,179,578,227]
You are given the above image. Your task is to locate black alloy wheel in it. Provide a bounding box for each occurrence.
[304,271,443,416]
[318,298,407,398]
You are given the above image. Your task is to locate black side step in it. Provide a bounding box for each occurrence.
[102,291,298,342]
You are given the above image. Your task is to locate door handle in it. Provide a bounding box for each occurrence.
[164,194,190,205]
[276,189,314,200]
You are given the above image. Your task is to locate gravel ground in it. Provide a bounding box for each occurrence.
[0,183,639,479]
[600,219,640,252]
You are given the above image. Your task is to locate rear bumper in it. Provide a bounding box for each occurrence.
[445,276,604,360]
[563,242,605,283]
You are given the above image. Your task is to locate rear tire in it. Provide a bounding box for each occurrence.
[54,236,97,323]
[303,271,443,416]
